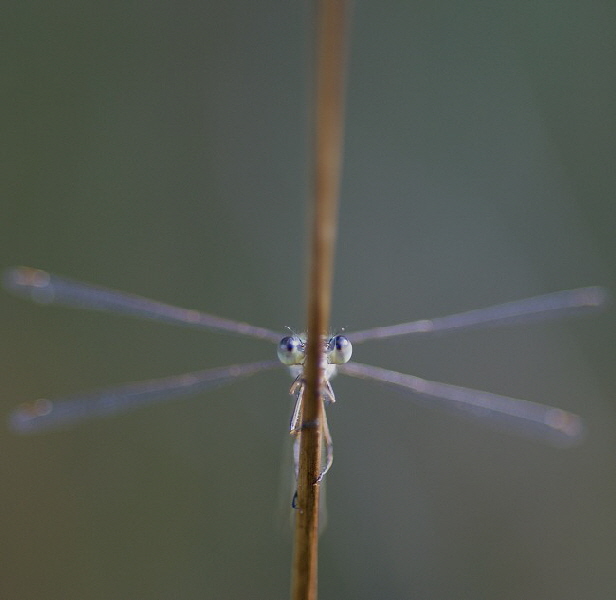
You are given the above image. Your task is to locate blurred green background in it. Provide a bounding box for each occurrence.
[2,2,615,599]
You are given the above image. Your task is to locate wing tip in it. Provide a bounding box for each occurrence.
[575,286,610,309]
[544,408,586,447]
[3,266,54,303]
[8,399,54,434]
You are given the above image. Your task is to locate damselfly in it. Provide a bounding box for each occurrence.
[4,266,607,480]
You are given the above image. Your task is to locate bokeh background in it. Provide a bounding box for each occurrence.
[2,2,615,599]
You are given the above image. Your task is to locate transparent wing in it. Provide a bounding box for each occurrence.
[339,362,584,445]
[347,287,608,344]
[10,360,282,434]
[3,267,281,343]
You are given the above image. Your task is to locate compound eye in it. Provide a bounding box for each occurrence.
[277,336,305,365]
[328,335,352,364]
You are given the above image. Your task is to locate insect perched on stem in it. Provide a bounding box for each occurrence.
[4,266,607,481]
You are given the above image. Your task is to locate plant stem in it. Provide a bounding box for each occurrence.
[290,1,349,599]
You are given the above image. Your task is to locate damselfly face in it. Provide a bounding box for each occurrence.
[277,334,352,366]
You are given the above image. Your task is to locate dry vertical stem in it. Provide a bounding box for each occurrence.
[290,1,349,599]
